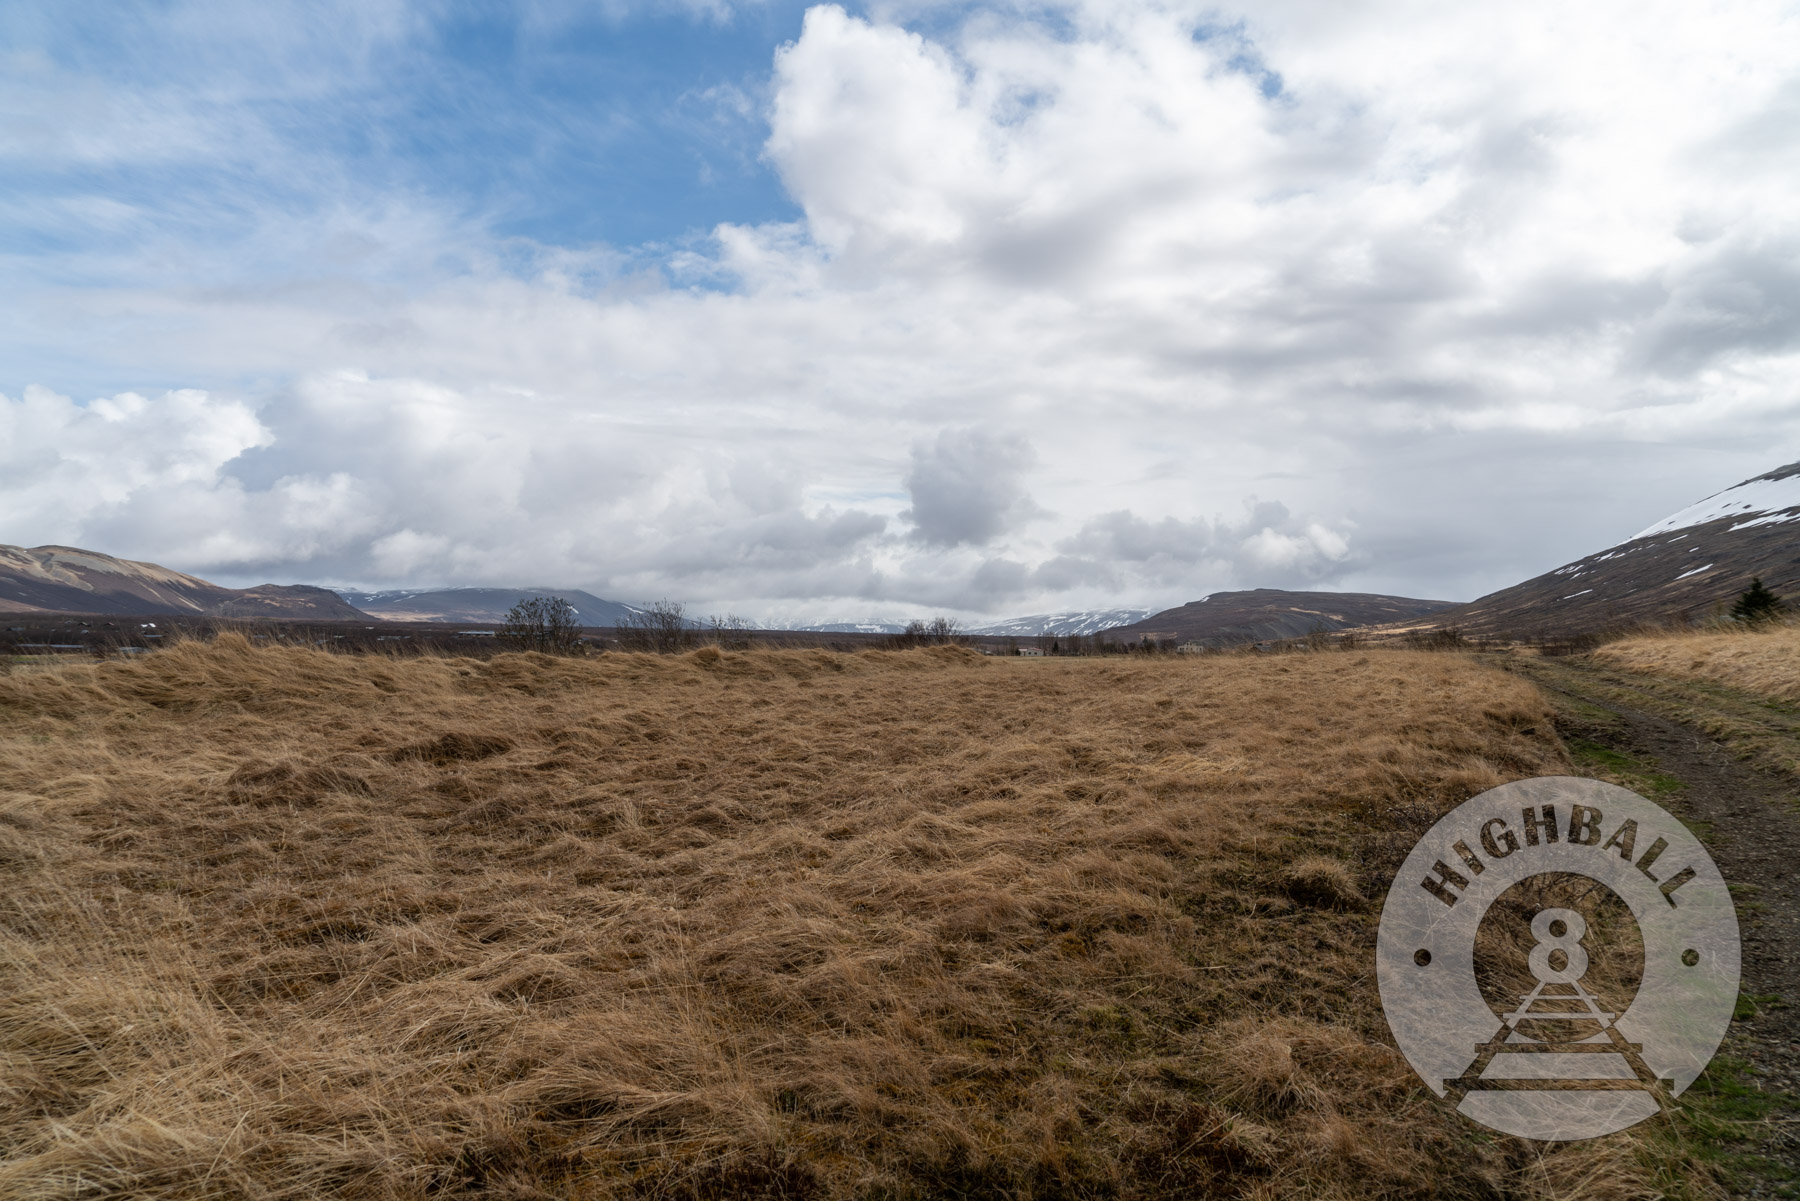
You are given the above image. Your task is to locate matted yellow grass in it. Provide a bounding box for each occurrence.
[0,637,1665,1199]
[1593,623,1800,703]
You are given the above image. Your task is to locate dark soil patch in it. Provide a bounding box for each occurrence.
[389,731,516,764]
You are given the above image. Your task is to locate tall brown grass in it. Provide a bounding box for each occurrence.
[1591,621,1800,703]
[0,635,1685,1198]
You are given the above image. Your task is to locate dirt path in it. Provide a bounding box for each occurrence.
[1510,654,1800,1194]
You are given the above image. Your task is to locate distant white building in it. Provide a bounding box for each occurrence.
[1018,645,1044,657]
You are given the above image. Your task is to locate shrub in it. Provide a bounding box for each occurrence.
[501,596,584,655]
[888,617,965,649]
[707,614,755,651]
[1404,627,1469,651]
[617,599,694,653]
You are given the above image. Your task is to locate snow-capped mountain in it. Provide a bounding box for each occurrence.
[787,620,911,634]
[785,610,1150,636]
[1428,461,1800,637]
[967,609,1153,637]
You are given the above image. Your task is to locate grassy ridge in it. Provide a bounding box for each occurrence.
[0,636,1707,1199]
[1518,628,1800,783]
[1594,624,1800,706]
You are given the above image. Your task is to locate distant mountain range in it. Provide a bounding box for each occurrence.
[969,609,1153,637]
[1421,461,1800,637]
[336,588,641,625]
[0,545,368,619]
[8,461,1792,638]
[1110,589,1458,646]
[795,610,1153,636]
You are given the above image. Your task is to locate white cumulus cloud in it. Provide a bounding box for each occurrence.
[4,1,1800,621]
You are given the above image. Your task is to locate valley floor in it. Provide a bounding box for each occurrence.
[0,635,1790,1198]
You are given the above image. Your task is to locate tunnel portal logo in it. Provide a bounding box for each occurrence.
[1376,777,1740,1141]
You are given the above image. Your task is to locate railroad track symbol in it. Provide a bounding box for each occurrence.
[1445,909,1671,1110]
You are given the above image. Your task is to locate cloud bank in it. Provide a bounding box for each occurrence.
[4,0,1799,621]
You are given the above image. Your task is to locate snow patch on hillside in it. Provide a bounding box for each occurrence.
[1632,467,1800,539]
[1730,513,1800,532]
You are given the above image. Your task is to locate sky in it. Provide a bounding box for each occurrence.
[3,0,1799,624]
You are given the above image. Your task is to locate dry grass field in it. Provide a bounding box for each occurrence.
[1593,622,1800,704]
[0,636,1721,1199]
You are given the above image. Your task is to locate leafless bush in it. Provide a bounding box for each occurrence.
[501,596,584,655]
[707,613,755,651]
[1403,626,1469,651]
[888,616,965,649]
[617,598,695,653]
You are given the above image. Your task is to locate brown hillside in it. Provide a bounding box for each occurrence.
[1416,518,1800,638]
[0,543,370,620]
[1418,462,1800,638]
[1109,589,1457,646]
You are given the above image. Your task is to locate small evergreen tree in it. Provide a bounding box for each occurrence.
[502,595,584,654]
[1730,577,1785,625]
